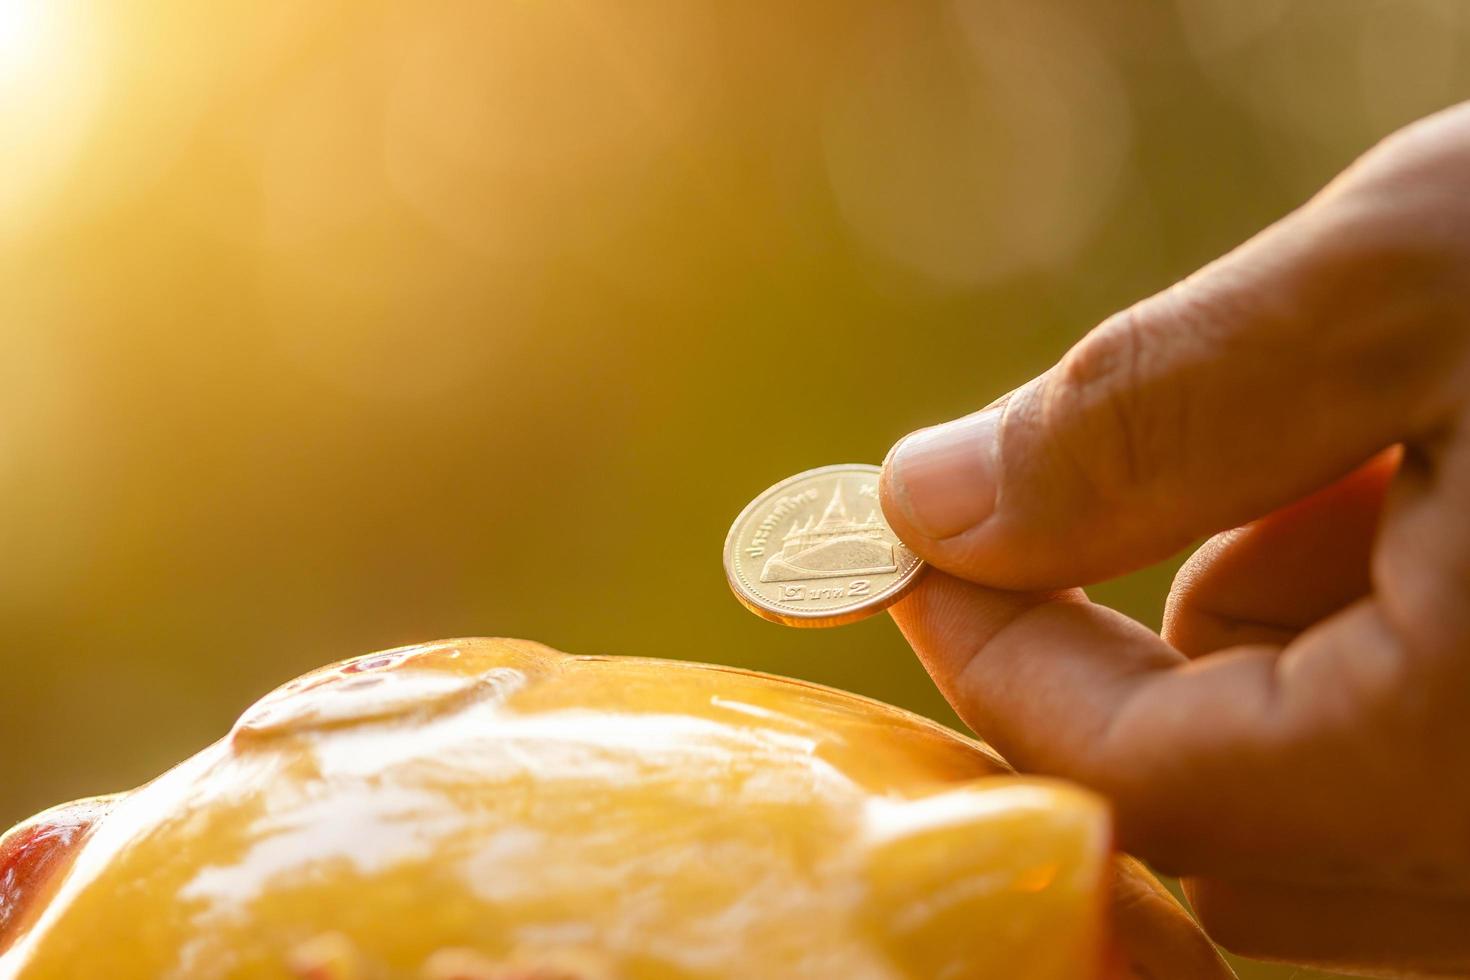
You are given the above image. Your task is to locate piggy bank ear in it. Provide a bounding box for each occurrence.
[0,795,121,955]
[861,777,1112,980]
[860,780,1236,980]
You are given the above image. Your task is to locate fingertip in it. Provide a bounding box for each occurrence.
[881,408,1001,542]
[881,413,1035,591]
[881,387,1146,593]
[1162,450,1397,657]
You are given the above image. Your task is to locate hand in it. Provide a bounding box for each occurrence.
[880,101,1470,979]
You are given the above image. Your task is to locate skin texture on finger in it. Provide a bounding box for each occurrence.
[1375,423,1470,655]
[1110,857,1236,980]
[1164,452,1395,658]
[1183,876,1470,979]
[888,572,1468,887]
[881,102,1470,593]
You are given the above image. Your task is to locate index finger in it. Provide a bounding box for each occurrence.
[888,571,1439,884]
[880,101,1470,593]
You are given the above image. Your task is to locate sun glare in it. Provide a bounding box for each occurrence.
[0,0,49,81]
[0,0,109,238]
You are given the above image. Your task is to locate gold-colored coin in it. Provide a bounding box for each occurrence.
[723,463,926,627]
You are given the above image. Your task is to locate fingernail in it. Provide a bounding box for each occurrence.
[885,409,1000,539]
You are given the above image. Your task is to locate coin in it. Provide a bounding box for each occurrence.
[723,463,926,627]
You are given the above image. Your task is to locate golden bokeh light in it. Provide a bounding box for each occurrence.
[0,0,44,72]
[823,3,1131,287]
[1177,0,1470,189]
[0,0,106,239]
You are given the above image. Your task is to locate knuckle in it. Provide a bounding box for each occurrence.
[1320,108,1470,391]
[1360,99,1470,181]
[1042,301,1191,504]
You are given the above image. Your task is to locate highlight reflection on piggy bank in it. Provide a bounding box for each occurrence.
[0,639,1231,978]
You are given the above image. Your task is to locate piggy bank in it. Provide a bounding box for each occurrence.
[0,639,1230,978]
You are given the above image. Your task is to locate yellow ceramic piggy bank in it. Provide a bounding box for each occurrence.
[0,639,1229,979]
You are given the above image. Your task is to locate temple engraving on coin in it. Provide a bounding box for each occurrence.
[724,464,927,628]
[759,482,898,583]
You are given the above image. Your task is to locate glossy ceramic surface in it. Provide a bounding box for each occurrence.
[0,638,1199,979]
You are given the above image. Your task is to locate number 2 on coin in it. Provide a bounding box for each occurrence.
[778,580,871,602]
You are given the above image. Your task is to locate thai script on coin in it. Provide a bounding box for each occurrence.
[723,464,925,627]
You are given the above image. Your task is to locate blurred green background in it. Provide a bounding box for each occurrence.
[3,1,1469,976]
